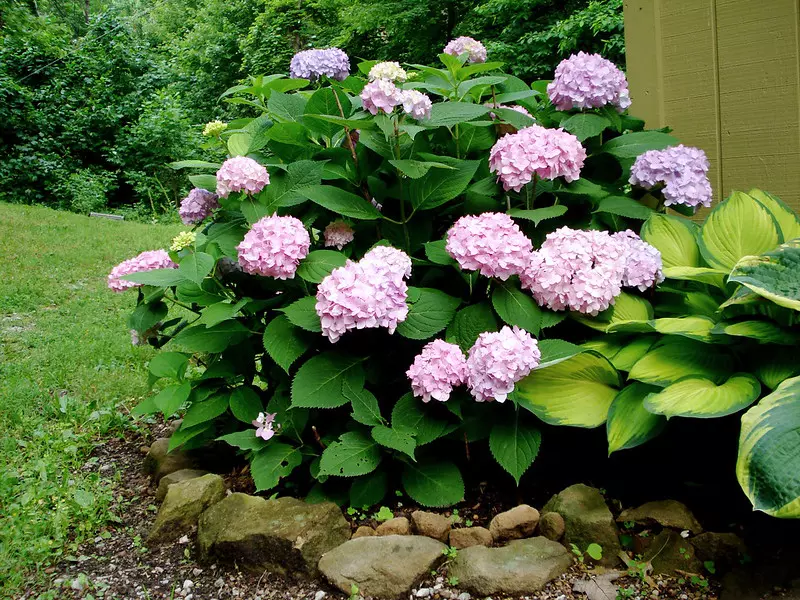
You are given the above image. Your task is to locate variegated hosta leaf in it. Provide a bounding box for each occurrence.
[607,383,666,454]
[628,338,732,387]
[641,213,701,268]
[729,240,800,312]
[747,189,800,242]
[712,320,800,345]
[643,373,761,418]
[571,292,654,332]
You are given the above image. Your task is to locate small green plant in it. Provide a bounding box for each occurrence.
[704,560,716,574]
[448,576,460,587]
[374,506,394,522]
[690,575,709,589]
[571,542,603,562]
[616,586,636,600]
[442,546,459,560]
[464,519,474,527]
[349,583,360,600]
[623,520,635,530]
[450,509,461,524]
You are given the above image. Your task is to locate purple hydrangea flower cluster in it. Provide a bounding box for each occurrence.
[236,214,310,279]
[520,227,627,315]
[547,52,631,112]
[629,145,713,209]
[315,245,412,343]
[216,156,270,198]
[443,36,487,64]
[406,340,469,402]
[108,250,177,292]
[361,79,404,115]
[179,188,219,225]
[613,230,665,291]
[252,412,278,441]
[466,326,541,402]
[489,125,586,192]
[289,48,350,81]
[323,220,355,250]
[401,90,433,120]
[446,212,533,280]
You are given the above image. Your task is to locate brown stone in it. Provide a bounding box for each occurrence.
[489,504,540,542]
[411,511,451,542]
[539,512,566,541]
[142,438,197,482]
[449,527,493,549]
[352,525,377,539]
[618,500,703,534]
[148,474,225,544]
[376,516,410,536]
[156,469,209,501]
[692,532,747,571]
[643,530,703,575]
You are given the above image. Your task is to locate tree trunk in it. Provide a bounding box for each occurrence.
[84,0,90,24]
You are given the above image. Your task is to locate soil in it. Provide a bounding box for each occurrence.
[15,419,800,600]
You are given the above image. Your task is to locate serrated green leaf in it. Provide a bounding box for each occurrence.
[397,287,460,340]
[217,430,267,451]
[426,103,490,127]
[391,393,456,445]
[446,302,498,352]
[149,352,189,380]
[389,160,456,179]
[291,352,365,409]
[319,431,382,477]
[344,382,384,426]
[489,411,541,485]
[402,460,464,507]
[194,300,247,328]
[182,392,229,428]
[560,113,611,141]
[507,205,568,226]
[251,443,302,491]
[189,174,217,192]
[152,382,191,417]
[229,386,263,423]
[299,185,382,220]
[121,268,186,287]
[263,315,312,373]
[129,301,168,333]
[424,240,456,266]
[492,279,542,335]
[268,91,307,123]
[349,471,388,508]
[595,196,654,220]
[280,296,322,332]
[601,131,679,158]
[297,250,348,283]
[371,425,416,459]
[172,320,249,353]
[409,160,481,210]
[537,339,584,368]
[265,383,308,442]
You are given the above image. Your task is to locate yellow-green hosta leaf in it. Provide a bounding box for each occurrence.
[747,189,800,242]
[644,373,761,418]
[516,351,621,428]
[728,240,800,311]
[641,213,701,268]
[662,266,727,289]
[737,375,800,517]
[607,317,716,343]
[581,335,628,362]
[628,338,733,387]
[751,348,800,389]
[714,320,800,345]
[572,292,654,332]
[607,383,666,454]
[611,337,658,371]
[699,191,782,271]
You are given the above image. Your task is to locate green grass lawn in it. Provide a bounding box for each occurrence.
[0,203,183,595]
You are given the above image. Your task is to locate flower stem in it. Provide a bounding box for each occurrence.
[393,116,411,251]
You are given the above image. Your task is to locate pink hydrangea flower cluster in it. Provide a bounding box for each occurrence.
[361,79,404,115]
[547,52,631,112]
[520,227,627,315]
[629,145,713,209]
[401,90,433,120]
[613,230,665,291]
[489,125,586,192]
[323,220,355,250]
[236,214,310,279]
[108,250,177,292]
[179,188,219,225]
[289,48,350,81]
[316,245,412,343]
[406,340,468,402]
[216,156,270,198]
[252,412,278,441]
[445,212,533,280]
[466,326,541,402]
[443,36,487,63]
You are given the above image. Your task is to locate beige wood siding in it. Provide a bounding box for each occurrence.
[623,0,800,211]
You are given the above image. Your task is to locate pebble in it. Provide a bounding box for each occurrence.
[192,568,203,576]
[178,535,191,544]
[416,588,432,597]
[314,592,327,600]
[183,579,194,590]
[457,594,471,600]
[680,596,688,600]
[215,578,225,588]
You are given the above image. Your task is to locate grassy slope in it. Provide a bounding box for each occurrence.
[0,203,183,595]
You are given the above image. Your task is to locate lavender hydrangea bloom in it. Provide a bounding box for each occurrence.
[629,145,713,209]
[289,48,350,81]
[368,61,407,82]
[466,326,541,402]
[216,156,270,198]
[400,90,432,120]
[407,339,468,402]
[443,36,487,64]
[446,212,533,280]
[489,124,586,192]
[236,214,310,279]
[252,412,278,441]
[108,250,177,292]
[323,220,355,250]
[547,52,631,112]
[360,79,404,115]
[315,245,412,343]
[520,227,626,315]
[179,188,219,225]
[613,230,665,291]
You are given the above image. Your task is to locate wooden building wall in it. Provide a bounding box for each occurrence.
[623,0,800,211]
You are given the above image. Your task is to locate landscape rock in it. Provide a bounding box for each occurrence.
[376,516,410,536]
[148,474,225,543]
[618,500,703,534]
[411,511,451,542]
[573,572,621,600]
[642,530,703,575]
[543,484,621,566]
[318,535,446,598]
[352,526,377,539]
[143,438,197,482]
[539,512,566,541]
[488,504,540,542]
[449,527,493,549]
[198,494,350,578]
[692,532,747,571]
[448,537,572,595]
[156,469,209,501]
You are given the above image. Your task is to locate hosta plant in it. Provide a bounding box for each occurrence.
[110,42,799,514]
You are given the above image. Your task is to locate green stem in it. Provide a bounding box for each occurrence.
[164,294,201,315]
[454,124,461,159]
[393,117,411,251]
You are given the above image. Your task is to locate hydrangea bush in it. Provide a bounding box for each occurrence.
[114,46,800,515]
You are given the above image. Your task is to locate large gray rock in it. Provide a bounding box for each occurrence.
[318,535,446,598]
[143,438,197,482]
[449,537,572,595]
[643,530,703,575]
[198,494,350,578]
[156,469,209,501]
[148,474,225,544]
[488,504,540,542]
[618,500,703,534]
[543,484,620,566]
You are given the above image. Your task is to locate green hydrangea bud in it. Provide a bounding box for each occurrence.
[170,231,196,252]
[203,120,228,137]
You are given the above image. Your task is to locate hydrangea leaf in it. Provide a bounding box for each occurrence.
[349,471,388,508]
[397,288,461,340]
[266,383,309,442]
[344,382,384,427]
[516,351,620,428]
[699,191,782,271]
[595,196,654,220]
[402,460,464,507]
[371,425,416,460]
[280,296,322,333]
[747,188,800,241]
[507,205,568,226]
[536,339,584,368]
[263,315,312,374]
[607,382,666,454]
[297,250,347,283]
[148,352,189,380]
[299,185,382,220]
[121,268,187,287]
[424,240,456,266]
[629,338,733,387]
[641,213,701,269]
[267,91,307,123]
[600,131,679,158]
[318,431,382,477]
[229,386,263,423]
[409,159,481,211]
[446,302,498,352]
[217,430,268,452]
[151,382,191,417]
[644,373,761,418]
[737,375,800,517]
[728,240,800,311]
[560,113,611,141]
[251,443,302,492]
[291,352,365,409]
[172,320,249,353]
[182,392,230,428]
[489,411,541,484]
[425,102,490,127]
[129,301,168,334]
[491,279,542,336]
[304,87,342,139]
[391,393,456,445]
[168,422,216,453]
[194,299,247,328]
[188,174,217,192]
